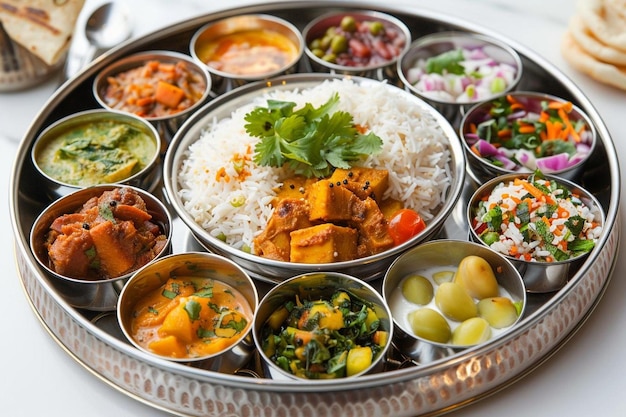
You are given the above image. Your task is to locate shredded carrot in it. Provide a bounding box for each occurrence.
[215,167,230,182]
[518,125,536,134]
[557,206,570,219]
[547,100,573,112]
[497,129,511,138]
[515,178,555,204]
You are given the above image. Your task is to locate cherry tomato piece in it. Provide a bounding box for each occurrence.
[388,209,426,245]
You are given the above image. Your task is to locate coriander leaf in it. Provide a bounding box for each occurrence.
[184,300,201,321]
[537,139,577,157]
[425,49,465,75]
[296,93,339,122]
[161,288,178,299]
[193,286,213,298]
[245,94,383,178]
[98,203,116,223]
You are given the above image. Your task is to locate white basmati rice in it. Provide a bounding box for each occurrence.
[177,78,452,252]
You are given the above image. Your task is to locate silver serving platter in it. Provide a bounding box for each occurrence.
[9,1,619,416]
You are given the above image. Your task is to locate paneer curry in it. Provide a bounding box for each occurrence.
[254,167,425,263]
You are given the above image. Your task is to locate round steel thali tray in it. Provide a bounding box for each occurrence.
[9,1,620,416]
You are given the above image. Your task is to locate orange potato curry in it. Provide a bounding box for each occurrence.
[196,29,299,76]
[130,277,253,359]
[254,167,409,263]
[45,188,167,280]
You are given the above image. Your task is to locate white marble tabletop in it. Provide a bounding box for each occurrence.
[2,0,624,416]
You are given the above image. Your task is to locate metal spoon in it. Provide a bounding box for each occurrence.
[64,1,133,79]
[84,1,133,59]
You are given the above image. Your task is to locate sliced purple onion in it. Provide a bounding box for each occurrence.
[536,153,571,171]
[494,154,518,170]
[475,139,499,156]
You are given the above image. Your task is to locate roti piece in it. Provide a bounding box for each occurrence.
[577,0,626,52]
[606,0,626,20]
[569,14,626,65]
[561,30,626,91]
[0,0,85,66]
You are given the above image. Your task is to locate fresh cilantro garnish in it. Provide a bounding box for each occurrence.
[244,93,383,178]
[197,328,215,339]
[425,49,466,75]
[193,286,213,298]
[184,300,201,321]
[98,203,116,223]
[161,289,178,300]
[222,316,248,333]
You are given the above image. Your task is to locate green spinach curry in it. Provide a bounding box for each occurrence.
[36,120,157,186]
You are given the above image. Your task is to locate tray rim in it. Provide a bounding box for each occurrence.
[9,0,622,415]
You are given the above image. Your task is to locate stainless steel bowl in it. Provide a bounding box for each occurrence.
[382,239,526,363]
[162,73,466,283]
[398,31,522,128]
[29,185,173,311]
[302,10,411,82]
[93,50,212,144]
[190,14,304,94]
[460,91,597,184]
[252,271,393,380]
[117,252,258,373]
[467,173,605,292]
[31,109,162,200]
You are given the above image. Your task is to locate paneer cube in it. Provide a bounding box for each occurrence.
[329,167,389,203]
[273,176,318,203]
[308,180,358,222]
[290,223,358,263]
[379,197,404,221]
[253,198,313,261]
[352,197,395,257]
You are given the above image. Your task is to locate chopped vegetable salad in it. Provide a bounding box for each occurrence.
[464,94,594,173]
[406,46,518,103]
[471,173,602,262]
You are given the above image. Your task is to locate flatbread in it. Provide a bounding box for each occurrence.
[569,14,626,65]
[0,0,85,66]
[561,30,626,91]
[606,0,626,20]
[577,0,626,52]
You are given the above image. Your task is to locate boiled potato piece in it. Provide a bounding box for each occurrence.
[432,270,455,284]
[455,255,499,299]
[435,282,477,322]
[477,297,519,329]
[407,308,451,344]
[452,317,492,346]
[401,274,434,305]
[346,346,373,376]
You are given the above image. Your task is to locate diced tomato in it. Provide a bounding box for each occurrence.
[388,209,426,246]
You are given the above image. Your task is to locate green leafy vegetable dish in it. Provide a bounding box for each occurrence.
[260,289,389,379]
